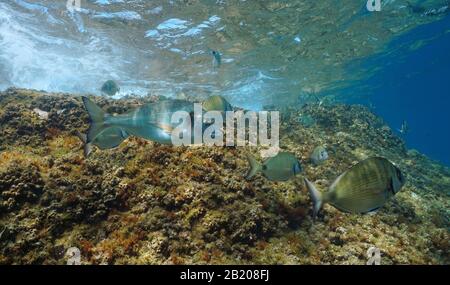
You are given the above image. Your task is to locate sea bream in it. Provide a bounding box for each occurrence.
[245,152,302,181]
[81,97,195,154]
[310,145,328,165]
[304,157,406,219]
[202,95,233,113]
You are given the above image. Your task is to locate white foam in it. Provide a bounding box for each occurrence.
[145,15,221,44]
[93,0,125,5]
[68,11,86,33]
[145,29,160,38]
[148,6,163,15]
[93,11,142,21]
[157,18,190,30]
[0,2,128,94]
[13,0,61,24]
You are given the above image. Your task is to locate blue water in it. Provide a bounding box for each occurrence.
[1,0,449,166]
[355,15,450,166]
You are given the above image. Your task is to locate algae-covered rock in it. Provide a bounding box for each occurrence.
[0,162,44,212]
[0,88,448,265]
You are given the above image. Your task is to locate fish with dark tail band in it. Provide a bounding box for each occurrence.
[81,96,195,148]
[80,96,226,156]
[304,157,405,219]
[245,152,302,181]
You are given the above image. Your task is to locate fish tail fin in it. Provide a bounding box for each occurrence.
[304,178,323,221]
[82,96,109,143]
[83,143,94,158]
[245,153,262,180]
[75,130,94,157]
[75,130,87,144]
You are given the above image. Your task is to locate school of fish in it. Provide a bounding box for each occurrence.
[82,92,406,220]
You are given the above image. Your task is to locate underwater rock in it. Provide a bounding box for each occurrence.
[32,108,49,120]
[297,113,316,127]
[0,88,448,265]
[0,162,44,212]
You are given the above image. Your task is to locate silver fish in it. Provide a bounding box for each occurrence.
[304,157,406,219]
[82,97,195,147]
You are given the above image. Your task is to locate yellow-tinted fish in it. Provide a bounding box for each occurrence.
[304,157,405,219]
[245,152,302,182]
[202,95,233,112]
[310,145,328,165]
